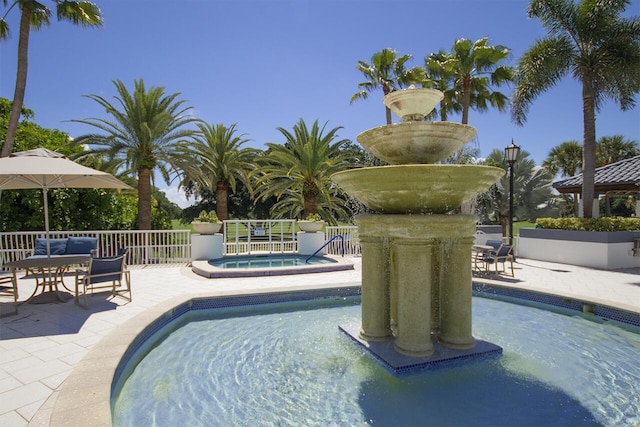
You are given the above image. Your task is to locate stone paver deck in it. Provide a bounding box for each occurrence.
[0,257,638,426]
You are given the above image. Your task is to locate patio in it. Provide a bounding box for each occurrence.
[1,257,639,426]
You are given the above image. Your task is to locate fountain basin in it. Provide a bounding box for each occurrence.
[357,121,477,164]
[383,88,443,122]
[331,165,504,214]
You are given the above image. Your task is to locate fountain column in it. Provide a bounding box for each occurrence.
[393,237,434,356]
[358,233,392,341]
[437,217,476,349]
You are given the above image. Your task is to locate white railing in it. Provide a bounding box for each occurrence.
[325,225,360,256]
[223,219,297,255]
[0,230,191,268]
[0,223,361,269]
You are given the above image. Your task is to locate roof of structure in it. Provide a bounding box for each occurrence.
[553,155,640,194]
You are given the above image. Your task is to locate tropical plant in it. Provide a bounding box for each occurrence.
[177,122,258,221]
[252,119,354,223]
[432,38,514,126]
[350,48,426,124]
[596,134,639,167]
[543,140,583,177]
[302,213,322,222]
[512,0,640,218]
[70,79,199,230]
[0,0,102,157]
[423,50,462,121]
[194,210,219,223]
[476,149,557,228]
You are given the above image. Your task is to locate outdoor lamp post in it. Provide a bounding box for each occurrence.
[504,140,521,246]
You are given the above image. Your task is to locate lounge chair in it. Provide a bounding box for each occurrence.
[484,244,514,276]
[74,249,131,309]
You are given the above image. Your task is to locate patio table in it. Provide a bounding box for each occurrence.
[5,255,91,304]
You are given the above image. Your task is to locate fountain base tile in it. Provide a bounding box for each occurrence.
[339,322,502,376]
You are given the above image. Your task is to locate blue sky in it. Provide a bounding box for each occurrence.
[1,0,639,208]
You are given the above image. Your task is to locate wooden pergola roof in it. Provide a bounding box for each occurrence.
[553,155,640,195]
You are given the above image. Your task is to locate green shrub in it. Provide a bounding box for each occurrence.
[302,213,323,221]
[535,217,640,232]
[194,210,219,223]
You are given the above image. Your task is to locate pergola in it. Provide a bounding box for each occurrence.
[552,155,640,217]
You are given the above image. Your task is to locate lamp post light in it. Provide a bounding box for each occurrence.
[504,140,521,247]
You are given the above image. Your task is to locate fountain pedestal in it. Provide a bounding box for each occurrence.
[357,215,477,354]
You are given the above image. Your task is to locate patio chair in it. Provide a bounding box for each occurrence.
[74,249,131,309]
[0,271,18,316]
[483,244,514,276]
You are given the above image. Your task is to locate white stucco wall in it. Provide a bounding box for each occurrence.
[518,237,640,269]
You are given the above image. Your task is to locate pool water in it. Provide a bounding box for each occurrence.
[112,298,640,427]
[208,254,337,269]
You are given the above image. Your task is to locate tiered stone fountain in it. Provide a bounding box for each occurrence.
[332,88,504,369]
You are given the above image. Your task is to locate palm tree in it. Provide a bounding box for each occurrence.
[512,0,640,218]
[0,0,102,157]
[477,149,556,229]
[543,140,583,177]
[177,123,258,221]
[544,140,583,216]
[253,119,353,222]
[437,38,514,125]
[70,79,199,230]
[424,50,462,121]
[350,48,425,125]
[596,134,639,167]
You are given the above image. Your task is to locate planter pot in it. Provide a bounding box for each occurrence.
[192,222,222,235]
[298,221,325,233]
[518,228,640,270]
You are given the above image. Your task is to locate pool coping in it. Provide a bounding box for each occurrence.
[46,279,640,427]
[192,254,355,278]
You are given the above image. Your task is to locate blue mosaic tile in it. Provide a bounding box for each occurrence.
[473,282,640,329]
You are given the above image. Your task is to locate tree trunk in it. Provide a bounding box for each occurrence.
[440,100,447,121]
[383,86,392,125]
[303,192,318,217]
[1,6,32,158]
[581,79,597,218]
[461,76,471,125]
[452,76,472,163]
[216,180,229,221]
[137,167,152,230]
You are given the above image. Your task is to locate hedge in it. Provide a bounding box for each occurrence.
[535,217,640,232]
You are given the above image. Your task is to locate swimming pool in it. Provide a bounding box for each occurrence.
[112,291,640,426]
[192,253,354,278]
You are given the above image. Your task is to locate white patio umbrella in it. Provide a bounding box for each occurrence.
[0,147,132,256]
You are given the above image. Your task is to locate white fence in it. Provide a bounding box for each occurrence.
[0,224,360,269]
[0,230,191,267]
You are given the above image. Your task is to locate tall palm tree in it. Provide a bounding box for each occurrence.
[177,122,258,221]
[350,48,425,125]
[437,38,514,125]
[253,119,353,222]
[596,134,639,167]
[512,0,640,218]
[0,0,102,157]
[70,79,199,230]
[424,50,462,121]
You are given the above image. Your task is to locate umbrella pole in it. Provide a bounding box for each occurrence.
[43,188,51,258]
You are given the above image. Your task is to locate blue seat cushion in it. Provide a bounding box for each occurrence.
[34,238,68,256]
[66,237,98,254]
